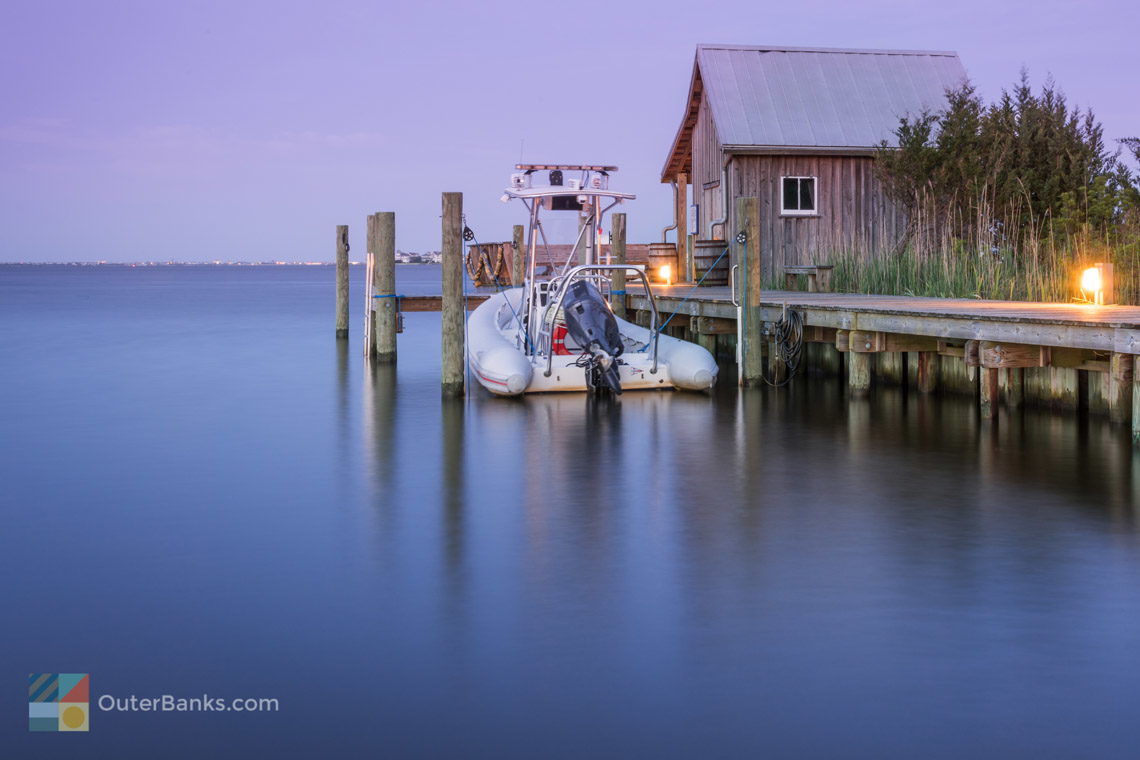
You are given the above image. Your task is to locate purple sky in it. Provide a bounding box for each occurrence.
[2,0,1137,262]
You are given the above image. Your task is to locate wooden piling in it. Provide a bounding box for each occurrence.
[365,214,378,360]
[980,367,999,419]
[737,196,763,386]
[511,224,525,287]
[441,192,465,396]
[610,212,627,319]
[916,351,938,394]
[1109,352,1133,424]
[698,332,717,357]
[1133,356,1140,443]
[879,352,903,385]
[1002,368,1024,410]
[675,172,689,280]
[768,338,787,384]
[335,225,349,339]
[848,352,871,397]
[1048,367,1079,410]
[373,212,397,363]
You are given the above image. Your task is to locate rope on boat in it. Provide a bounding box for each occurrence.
[462,216,535,354]
[462,217,506,288]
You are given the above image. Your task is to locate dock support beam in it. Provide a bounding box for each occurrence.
[511,224,525,288]
[848,352,871,397]
[336,225,349,339]
[1133,357,1140,443]
[1108,352,1133,424]
[675,172,689,281]
[980,367,999,419]
[737,196,763,386]
[916,351,938,394]
[441,192,465,396]
[610,213,627,319]
[372,212,397,363]
[1001,368,1024,410]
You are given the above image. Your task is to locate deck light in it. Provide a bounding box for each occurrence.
[658,264,672,285]
[1079,263,1113,305]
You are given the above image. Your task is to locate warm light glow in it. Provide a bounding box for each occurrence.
[658,264,672,284]
[1081,266,1102,292]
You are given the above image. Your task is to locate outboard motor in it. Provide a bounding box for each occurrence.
[562,280,623,394]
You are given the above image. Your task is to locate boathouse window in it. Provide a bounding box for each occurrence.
[781,176,817,216]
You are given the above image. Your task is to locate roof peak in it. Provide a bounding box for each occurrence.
[697,43,959,57]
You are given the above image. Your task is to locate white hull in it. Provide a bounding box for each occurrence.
[468,288,718,396]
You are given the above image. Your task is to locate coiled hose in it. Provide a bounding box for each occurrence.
[763,308,803,387]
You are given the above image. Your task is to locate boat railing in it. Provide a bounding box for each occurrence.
[538,264,660,379]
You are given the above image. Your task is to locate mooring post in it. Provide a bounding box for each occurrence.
[980,367,999,419]
[737,196,763,386]
[511,224,525,287]
[916,351,938,394]
[1002,368,1024,410]
[848,352,871,397]
[675,172,689,281]
[1132,357,1140,443]
[441,192,465,396]
[1108,352,1133,424]
[365,214,378,360]
[373,212,397,363]
[335,225,349,339]
[610,212,627,319]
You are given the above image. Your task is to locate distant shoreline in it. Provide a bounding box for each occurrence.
[0,261,441,267]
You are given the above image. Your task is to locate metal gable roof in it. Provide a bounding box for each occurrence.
[661,45,968,180]
[699,44,967,150]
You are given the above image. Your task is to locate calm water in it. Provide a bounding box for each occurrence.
[2,264,1139,758]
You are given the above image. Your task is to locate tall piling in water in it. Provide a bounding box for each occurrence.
[441,192,465,396]
[737,196,763,386]
[335,225,349,339]
[610,212,627,320]
[373,212,397,363]
[512,224,525,287]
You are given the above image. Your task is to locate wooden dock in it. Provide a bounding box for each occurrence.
[346,195,1140,443]
[634,286,1140,353]
[625,284,1140,434]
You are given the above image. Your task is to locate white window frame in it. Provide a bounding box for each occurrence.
[780,176,819,217]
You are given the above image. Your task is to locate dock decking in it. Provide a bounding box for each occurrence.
[633,287,1140,353]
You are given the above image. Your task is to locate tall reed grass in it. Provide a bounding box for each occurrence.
[805,193,1139,303]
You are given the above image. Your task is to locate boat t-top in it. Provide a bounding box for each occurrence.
[467,164,718,396]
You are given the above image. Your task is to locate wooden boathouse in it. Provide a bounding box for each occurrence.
[661,45,968,281]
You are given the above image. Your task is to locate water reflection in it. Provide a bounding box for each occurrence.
[441,397,465,574]
[362,371,1140,573]
[363,361,398,524]
[347,347,1140,755]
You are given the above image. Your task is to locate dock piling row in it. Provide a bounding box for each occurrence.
[335,225,349,339]
[373,212,398,363]
[441,192,465,396]
[610,213,627,319]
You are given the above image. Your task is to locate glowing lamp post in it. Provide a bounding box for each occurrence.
[1079,263,1113,305]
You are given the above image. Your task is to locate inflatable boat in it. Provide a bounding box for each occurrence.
[468,164,718,396]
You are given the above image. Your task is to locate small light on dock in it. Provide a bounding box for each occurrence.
[658,264,672,285]
[1079,263,1113,305]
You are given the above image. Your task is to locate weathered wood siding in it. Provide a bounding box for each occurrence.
[721,155,907,280]
[691,90,724,240]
